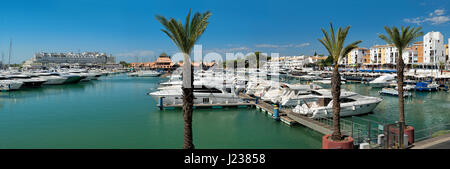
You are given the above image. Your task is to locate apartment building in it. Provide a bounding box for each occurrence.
[345,48,369,65]
[423,31,445,64]
[370,45,389,64]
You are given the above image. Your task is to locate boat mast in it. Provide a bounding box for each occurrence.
[1,52,4,70]
[8,38,12,69]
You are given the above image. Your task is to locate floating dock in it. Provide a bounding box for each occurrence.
[287,112,333,134]
[158,102,254,109]
[157,94,355,135]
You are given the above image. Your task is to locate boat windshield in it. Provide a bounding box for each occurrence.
[340,98,356,103]
[193,85,223,93]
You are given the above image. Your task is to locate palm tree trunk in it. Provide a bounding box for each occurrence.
[182,65,195,149]
[397,50,405,148]
[331,64,342,141]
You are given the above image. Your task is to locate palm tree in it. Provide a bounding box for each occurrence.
[378,26,423,148]
[318,23,362,141]
[156,9,211,149]
[413,64,418,75]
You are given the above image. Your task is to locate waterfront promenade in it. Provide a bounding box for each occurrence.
[412,133,450,149]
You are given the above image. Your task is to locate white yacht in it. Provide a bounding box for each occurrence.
[369,75,396,88]
[379,88,412,97]
[6,74,47,88]
[148,85,243,105]
[58,73,83,84]
[261,83,322,104]
[280,89,357,107]
[129,70,162,77]
[313,77,346,86]
[292,93,382,118]
[36,72,68,85]
[0,75,23,91]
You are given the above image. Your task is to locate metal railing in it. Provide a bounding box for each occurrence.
[312,115,387,147]
[414,123,450,142]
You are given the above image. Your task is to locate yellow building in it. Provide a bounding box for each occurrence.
[446,44,448,60]
[370,45,392,64]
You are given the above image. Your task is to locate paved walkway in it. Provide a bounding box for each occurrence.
[412,133,450,149]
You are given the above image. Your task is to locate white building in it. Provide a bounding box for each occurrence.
[402,48,414,64]
[346,48,369,64]
[384,45,399,64]
[25,52,115,66]
[423,31,445,64]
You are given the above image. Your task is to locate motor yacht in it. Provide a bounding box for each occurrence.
[0,75,23,91]
[369,74,395,88]
[6,74,47,88]
[36,72,68,85]
[292,93,382,118]
[280,89,358,107]
[148,85,243,105]
[379,88,412,97]
[129,70,162,77]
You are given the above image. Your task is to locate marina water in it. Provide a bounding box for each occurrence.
[0,74,448,148]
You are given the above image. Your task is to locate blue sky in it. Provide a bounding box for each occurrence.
[0,0,449,63]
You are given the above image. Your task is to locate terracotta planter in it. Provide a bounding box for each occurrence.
[389,125,415,145]
[322,134,354,149]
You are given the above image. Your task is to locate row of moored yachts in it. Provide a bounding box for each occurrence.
[0,69,119,91]
[148,69,383,119]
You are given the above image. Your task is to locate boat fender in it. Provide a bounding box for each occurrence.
[352,105,356,111]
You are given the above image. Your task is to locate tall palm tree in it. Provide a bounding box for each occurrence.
[156,9,211,149]
[318,23,362,141]
[378,26,423,148]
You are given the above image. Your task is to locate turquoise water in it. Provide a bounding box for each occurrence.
[0,74,322,148]
[0,74,448,148]
[286,77,450,130]
[342,82,450,130]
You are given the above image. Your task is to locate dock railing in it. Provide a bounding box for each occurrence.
[414,123,450,142]
[312,115,387,147]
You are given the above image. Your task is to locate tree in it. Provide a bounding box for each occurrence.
[413,64,418,75]
[156,9,211,149]
[439,61,444,75]
[324,55,334,66]
[244,51,266,69]
[119,61,129,67]
[378,25,423,148]
[318,23,362,141]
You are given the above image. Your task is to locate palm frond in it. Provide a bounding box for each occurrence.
[156,10,212,55]
[318,23,361,65]
[379,25,424,51]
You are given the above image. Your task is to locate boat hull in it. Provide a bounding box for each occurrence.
[0,81,23,91]
[63,76,83,84]
[310,102,381,118]
[42,77,67,85]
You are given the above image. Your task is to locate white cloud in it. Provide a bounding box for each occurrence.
[115,50,155,57]
[205,46,251,53]
[425,15,450,25]
[404,8,450,25]
[403,17,425,25]
[295,43,310,47]
[255,43,310,48]
[434,9,445,16]
[255,44,279,48]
